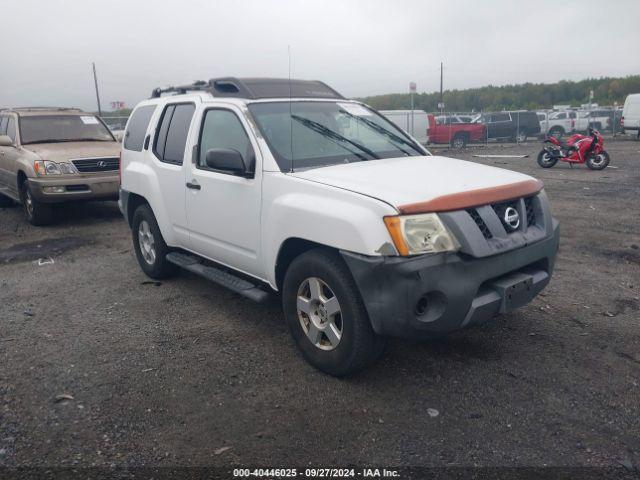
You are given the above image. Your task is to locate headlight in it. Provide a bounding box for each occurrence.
[34,160,77,176]
[384,213,460,256]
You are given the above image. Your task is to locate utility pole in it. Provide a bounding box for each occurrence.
[92,62,102,117]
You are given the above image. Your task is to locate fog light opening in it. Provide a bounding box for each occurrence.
[415,296,429,316]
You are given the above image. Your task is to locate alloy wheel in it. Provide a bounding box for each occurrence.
[138,220,156,265]
[296,277,343,351]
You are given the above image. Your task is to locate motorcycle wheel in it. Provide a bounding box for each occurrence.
[537,150,558,168]
[586,151,610,170]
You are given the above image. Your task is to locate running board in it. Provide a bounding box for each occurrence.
[166,252,270,303]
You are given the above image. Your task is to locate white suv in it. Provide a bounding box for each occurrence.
[120,77,560,376]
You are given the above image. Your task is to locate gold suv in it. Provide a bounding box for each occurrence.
[0,107,121,225]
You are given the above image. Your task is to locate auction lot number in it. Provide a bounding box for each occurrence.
[234,468,399,478]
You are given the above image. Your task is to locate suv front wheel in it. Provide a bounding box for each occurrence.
[20,181,53,226]
[132,204,177,279]
[282,249,386,376]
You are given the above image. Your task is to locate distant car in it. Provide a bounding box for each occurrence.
[621,94,640,137]
[379,110,429,143]
[538,110,576,139]
[574,109,615,133]
[427,114,486,148]
[435,115,474,124]
[0,107,120,225]
[473,111,541,142]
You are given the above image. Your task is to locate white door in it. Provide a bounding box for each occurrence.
[148,102,197,245]
[185,105,263,278]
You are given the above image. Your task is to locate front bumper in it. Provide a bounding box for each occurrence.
[341,222,559,338]
[28,175,119,203]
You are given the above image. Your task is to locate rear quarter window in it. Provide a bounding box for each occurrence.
[153,103,195,165]
[124,105,157,151]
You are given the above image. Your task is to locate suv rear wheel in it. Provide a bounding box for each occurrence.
[515,130,528,143]
[20,181,54,226]
[132,204,177,279]
[282,249,386,376]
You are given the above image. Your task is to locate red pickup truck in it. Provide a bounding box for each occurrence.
[427,114,486,148]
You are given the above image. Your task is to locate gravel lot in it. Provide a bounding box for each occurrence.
[0,137,638,472]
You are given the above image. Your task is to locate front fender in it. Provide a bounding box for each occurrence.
[261,174,398,288]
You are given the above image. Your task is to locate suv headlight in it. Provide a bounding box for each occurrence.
[384,213,460,256]
[34,160,77,176]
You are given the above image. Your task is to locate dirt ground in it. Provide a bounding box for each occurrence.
[0,137,638,473]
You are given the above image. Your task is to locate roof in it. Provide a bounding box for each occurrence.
[1,107,87,116]
[151,77,344,100]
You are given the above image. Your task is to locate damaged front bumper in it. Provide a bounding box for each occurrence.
[341,221,560,338]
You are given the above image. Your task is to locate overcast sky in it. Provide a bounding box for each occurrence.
[2,0,639,111]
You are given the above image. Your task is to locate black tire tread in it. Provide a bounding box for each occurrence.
[21,182,54,226]
[282,248,386,376]
[132,204,178,279]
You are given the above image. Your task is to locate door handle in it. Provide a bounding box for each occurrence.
[186,181,201,190]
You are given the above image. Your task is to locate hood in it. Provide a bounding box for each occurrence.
[23,141,121,162]
[290,155,542,213]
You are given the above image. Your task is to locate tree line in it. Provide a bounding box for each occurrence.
[358,75,640,113]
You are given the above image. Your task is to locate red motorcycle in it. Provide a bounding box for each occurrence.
[537,127,610,170]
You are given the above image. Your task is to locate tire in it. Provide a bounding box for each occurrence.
[586,151,610,171]
[282,249,386,376]
[20,181,54,226]
[131,204,178,279]
[537,150,558,168]
[451,133,468,149]
[548,127,564,140]
[515,130,528,143]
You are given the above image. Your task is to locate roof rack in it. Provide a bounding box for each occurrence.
[150,77,344,100]
[5,107,84,112]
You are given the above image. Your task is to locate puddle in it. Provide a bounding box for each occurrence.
[0,236,91,264]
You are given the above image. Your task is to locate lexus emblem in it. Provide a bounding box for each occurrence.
[97,160,108,168]
[503,206,520,231]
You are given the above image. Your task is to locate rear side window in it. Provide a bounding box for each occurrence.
[0,116,7,134]
[153,103,195,164]
[124,105,156,151]
[492,113,510,122]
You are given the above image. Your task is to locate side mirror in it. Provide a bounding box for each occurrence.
[0,135,13,147]
[205,148,248,175]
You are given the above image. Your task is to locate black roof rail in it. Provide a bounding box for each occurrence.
[150,77,344,100]
[150,81,209,98]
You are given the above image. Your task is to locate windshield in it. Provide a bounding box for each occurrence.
[247,101,426,170]
[20,115,115,144]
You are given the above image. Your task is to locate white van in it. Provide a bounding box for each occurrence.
[379,110,428,144]
[621,94,640,137]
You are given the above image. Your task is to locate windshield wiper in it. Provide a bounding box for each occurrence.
[24,138,110,145]
[291,115,379,161]
[339,110,424,156]
[63,138,112,142]
[23,139,71,145]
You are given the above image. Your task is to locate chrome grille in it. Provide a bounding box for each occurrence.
[71,157,119,173]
